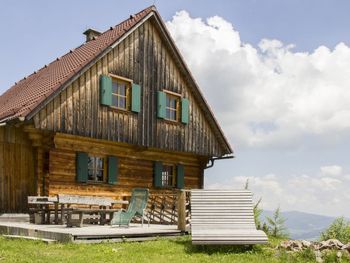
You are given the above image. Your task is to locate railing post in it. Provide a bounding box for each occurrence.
[177,190,186,231]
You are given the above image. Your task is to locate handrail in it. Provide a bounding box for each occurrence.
[128,190,191,231]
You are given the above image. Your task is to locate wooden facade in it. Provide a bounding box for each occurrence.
[48,133,204,197]
[33,19,227,157]
[0,8,232,213]
[0,126,35,212]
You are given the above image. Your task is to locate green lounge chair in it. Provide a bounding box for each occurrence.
[110,188,149,227]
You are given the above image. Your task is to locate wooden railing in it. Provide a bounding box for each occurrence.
[131,190,191,232]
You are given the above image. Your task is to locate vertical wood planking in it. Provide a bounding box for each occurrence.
[91,64,97,138]
[72,80,80,135]
[107,51,114,141]
[53,95,61,132]
[32,20,228,157]
[85,69,91,137]
[96,60,103,139]
[66,85,73,133]
[0,126,35,212]
[101,56,109,140]
[79,74,86,136]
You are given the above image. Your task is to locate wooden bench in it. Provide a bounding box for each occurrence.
[190,190,268,245]
[28,196,58,224]
[57,194,128,227]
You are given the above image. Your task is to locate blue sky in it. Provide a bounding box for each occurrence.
[1,0,350,217]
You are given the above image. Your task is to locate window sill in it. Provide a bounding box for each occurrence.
[86,181,106,185]
[108,106,136,115]
[162,119,184,126]
[157,186,178,190]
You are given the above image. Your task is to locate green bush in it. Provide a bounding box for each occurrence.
[266,207,289,239]
[320,217,350,244]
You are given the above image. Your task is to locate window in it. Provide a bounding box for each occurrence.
[100,74,141,113]
[77,152,119,184]
[111,76,131,110]
[87,156,105,182]
[161,164,175,187]
[165,93,180,121]
[157,91,188,123]
[154,162,185,189]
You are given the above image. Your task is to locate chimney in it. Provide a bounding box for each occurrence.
[83,28,102,42]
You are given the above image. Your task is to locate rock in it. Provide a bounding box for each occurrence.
[279,240,290,249]
[280,240,304,251]
[311,242,321,251]
[301,240,312,248]
[279,240,317,251]
[292,240,303,251]
[342,243,350,253]
[319,239,344,250]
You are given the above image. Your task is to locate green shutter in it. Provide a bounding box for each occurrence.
[176,164,185,189]
[76,152,88,183]
[100,75,112,106]
[108,156,118,185]
[181,98,189,124]
[157,91,166,119]
[131,83,141,113]
[154,161,163,187]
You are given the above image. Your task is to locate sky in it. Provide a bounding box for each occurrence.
[1,0,350,217]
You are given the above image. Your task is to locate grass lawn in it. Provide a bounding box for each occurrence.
[0,236,348,263]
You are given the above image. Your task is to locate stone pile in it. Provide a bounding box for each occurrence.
[278,239,350,262]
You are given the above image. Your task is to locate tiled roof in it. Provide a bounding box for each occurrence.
[0,6,155,122]
[0,5,233,153]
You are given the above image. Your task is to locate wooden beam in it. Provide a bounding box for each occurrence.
[53,133,205,166]
[177,190,186,232]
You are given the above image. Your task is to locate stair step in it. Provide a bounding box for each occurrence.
[2,235,57,244]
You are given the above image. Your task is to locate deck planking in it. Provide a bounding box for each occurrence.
[0,221,183,243]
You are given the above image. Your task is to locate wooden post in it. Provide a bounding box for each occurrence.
[24,126,44,196]
[177,190,186,231]
[36,147,43,196]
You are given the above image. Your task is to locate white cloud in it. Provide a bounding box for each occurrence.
[166,11,350,149]
[320,165,343,177]
[206,165,350,217]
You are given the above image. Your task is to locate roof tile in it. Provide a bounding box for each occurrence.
[0,6,155,122]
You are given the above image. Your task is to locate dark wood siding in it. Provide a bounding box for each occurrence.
[34,20,225,157]
[0,126,35,212]
[49,133,203,198]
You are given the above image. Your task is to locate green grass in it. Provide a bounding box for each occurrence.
[0,236,349,263]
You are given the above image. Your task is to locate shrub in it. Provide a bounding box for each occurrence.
[244,179,263,229]
[320,217,350,244]
[266,207,289,238]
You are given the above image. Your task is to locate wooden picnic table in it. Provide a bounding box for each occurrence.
[57,194,128,227]
[28,195,128,226]
[28,196,58,224]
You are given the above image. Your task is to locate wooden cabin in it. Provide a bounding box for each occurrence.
[0,6,233,213]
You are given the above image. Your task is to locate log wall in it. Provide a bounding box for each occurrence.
[33,19,228,157]
[0,126,35,212]
[48,133,204,198]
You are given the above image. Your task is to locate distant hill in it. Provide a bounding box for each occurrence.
[261,210,339,240]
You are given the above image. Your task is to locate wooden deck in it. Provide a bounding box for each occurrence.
[0,221,183,243]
